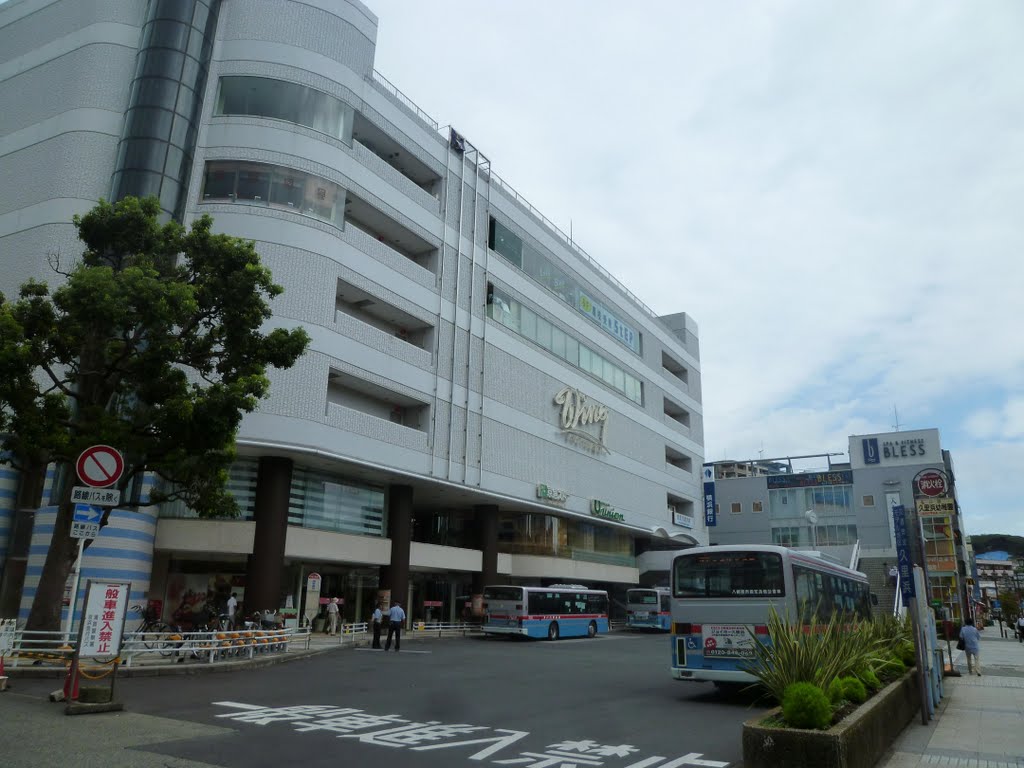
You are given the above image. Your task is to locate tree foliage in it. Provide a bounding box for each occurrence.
[0,196,309,628]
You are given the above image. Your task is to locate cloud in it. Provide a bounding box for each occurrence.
[371,0,1024,536]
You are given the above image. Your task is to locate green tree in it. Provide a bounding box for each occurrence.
[0,197,309,631]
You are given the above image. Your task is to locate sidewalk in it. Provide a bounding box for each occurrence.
[879,629,1024,768]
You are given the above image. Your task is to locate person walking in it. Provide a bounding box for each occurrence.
[1016,614,1024,643]
[326,597,340,636]
[959,618,982,676]
[384,600,406,652]
[226,592,238,630]
[371,602,383,649]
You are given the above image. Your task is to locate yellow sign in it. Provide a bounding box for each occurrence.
[917,497,954,516]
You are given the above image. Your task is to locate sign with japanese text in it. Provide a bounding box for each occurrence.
[77,580,130,658]
[702,465,716,527]
[70,503,103,539]
[916,497,955,516]
[71,486,121,506]
[576,291,640,354]
[891,505,916,599]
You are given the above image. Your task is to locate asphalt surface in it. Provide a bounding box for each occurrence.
[2,632,765,767]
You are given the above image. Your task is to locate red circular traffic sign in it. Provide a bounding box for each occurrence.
[76,445,124,488]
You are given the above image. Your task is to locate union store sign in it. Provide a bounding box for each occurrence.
[591,499,624,523]
[554,386,609,454]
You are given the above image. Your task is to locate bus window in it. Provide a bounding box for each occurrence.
[674,551,785,598]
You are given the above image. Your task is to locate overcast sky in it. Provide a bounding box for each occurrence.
[370,1,1024,538]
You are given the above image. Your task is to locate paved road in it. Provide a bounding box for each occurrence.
[5,632,764,767]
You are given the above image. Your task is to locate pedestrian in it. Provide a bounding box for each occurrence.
[888,564,899,588]
[371,602,383,649]
[384,600,406,652]
[959,618,982,676]
[326,597,340,636]
[226,592,238,629]
[1016,614,1024,643]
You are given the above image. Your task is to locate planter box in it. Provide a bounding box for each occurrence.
[742,671,919,768]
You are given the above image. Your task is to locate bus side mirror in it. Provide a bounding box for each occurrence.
[870,593,879,606]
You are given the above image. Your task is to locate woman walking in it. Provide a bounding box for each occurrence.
[959,618,982,676]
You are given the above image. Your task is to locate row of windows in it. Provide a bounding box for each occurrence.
[489,218,641,355]
[201,160,344,225]
[527,591,609,616]
[793,564,872,622]
[215,76,355,143]
[487,284,643,405]
[769,485,852,519]
[771,524,858,547]
[720,494,879,516]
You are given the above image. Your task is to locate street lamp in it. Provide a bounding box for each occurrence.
[805,510,818,550]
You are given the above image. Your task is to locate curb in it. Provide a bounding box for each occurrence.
[4,640,364,680]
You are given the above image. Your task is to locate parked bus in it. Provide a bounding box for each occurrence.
[670,545,873,686]
[482,584,610,640]
[626,587,671,631]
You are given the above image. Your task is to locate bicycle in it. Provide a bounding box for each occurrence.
[92,605,174,662]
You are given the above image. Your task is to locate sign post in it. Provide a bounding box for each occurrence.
[894,505,929,725]
[304,572,322,628]
[67,579,130,711]
[64,446,126,644]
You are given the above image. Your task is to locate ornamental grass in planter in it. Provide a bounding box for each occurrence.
[741,606,914,729]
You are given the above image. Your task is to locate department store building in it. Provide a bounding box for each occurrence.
[0,0,705,626]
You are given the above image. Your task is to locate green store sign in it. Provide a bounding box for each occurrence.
[591,499,624,523]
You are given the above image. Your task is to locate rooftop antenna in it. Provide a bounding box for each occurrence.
[892,405,901,432]
[758,442,764,460]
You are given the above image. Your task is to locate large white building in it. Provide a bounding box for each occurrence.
[0,0,705,626]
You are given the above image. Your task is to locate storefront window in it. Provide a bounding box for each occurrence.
[498,512,634,567]
[487,284,643,404]
[288,468,385,536]
[216,76,354,144]
[201,160,344,226]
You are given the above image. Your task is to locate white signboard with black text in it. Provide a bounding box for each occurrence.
[77,580,131,658]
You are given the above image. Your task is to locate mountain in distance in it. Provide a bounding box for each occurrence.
[970,534,1024,561]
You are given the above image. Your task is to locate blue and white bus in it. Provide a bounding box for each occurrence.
[670,545,873,686]
[482,584,610,640]
[626,587,671,631]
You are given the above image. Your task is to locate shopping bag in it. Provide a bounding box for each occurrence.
[956,637,965,651]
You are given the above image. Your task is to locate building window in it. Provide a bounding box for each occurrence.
[731,502,742,514]
[487,284,643,405]
[752,501,764,513]
[488,217,641,354]
[201,160,343,225]
[862,495,875,507]
[215,76,354,144]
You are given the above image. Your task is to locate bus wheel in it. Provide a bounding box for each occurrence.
[587,621,598,638]
[547,622,559,640]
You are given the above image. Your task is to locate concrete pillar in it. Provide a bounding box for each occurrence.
[473,504,499,595]
[245,457,293,615]
[379,484,413,610]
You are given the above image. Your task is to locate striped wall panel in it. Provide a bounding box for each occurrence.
[0,465,18,572]
[19,504,158,625]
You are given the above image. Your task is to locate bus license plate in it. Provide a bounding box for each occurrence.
[634,611,650,618]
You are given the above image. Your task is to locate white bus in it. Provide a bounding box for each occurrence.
[481,584,610,640]
[626,587,671,631]
[670,545,873,686]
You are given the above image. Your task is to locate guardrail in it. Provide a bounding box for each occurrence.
[409,621,483,638]
[3,626,310,668]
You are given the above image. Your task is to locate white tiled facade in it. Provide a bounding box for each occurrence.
[0,0,705,620]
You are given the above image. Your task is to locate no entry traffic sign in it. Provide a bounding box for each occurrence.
[76,445,125,488]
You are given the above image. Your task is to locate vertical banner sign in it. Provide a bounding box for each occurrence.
[892,505,916,599]
[77,580,131,658]
[702,465,717,527]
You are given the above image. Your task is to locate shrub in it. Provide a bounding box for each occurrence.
[827,677,846,704]
[840,676,867,703]
[876,656,907,681]
[858,667,881,691]
[897,642,916,667]
[782,682,833,730]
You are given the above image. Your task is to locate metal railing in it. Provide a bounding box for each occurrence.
[409,621,482,638]
[3,626,310,668]
[370,70,439,130]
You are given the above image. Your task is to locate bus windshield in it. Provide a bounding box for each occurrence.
[673,551,785,598]
[483,586,523,601]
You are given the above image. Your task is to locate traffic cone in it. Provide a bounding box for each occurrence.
[62,665,80,701]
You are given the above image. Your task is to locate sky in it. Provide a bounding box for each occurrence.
[369,1,1024,537]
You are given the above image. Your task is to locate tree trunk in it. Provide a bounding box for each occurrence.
[24,467,77,632]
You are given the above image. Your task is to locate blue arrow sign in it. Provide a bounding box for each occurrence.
[73,504,103,523]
